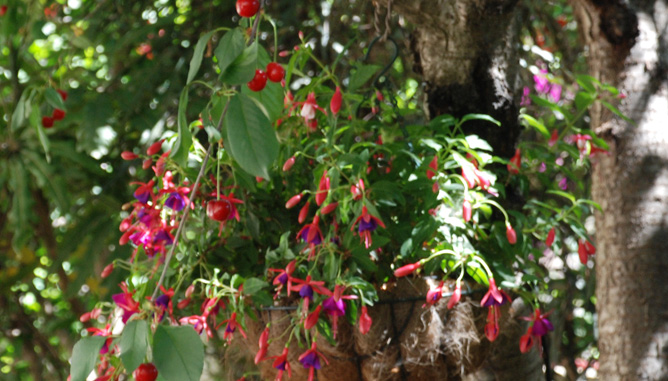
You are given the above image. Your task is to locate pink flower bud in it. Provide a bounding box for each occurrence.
[121,151,139,160]
[375,90,384,102]
[394,262,421,278]
[101,263,114,278]
[142,159,152,170]
[330,87,342,115]
[359,305,372,334]
[546,227,555,247]
[304,305,321,330]
[320,202,338,215]
[185,284,195,298]
[286,193,303,209]
[283,156,296,171]
[506,224,517,245]
[146,139,164,156]
[447,284,462,309]
[298,201,310,224]
[463,199,472,222]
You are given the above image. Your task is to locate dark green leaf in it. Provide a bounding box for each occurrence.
[70,336,106,381]
[153,325,204,381]
[7,159,32,250]
[220,42,258,85]
[348,64,381,92]
[170,88,192,168]
[29,102,50,161]
[224,93,278,179]
[22,151,69,212]
[187,30,217,84]
[243,277,268,296]
[44,87,66,110]
[215,28,245,74]
[120,320,149,374]
[460,113,501,127]
[11,89,31,131]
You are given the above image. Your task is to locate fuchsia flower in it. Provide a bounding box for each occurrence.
[299,342,329,381]
[293,275,331,314]
[507,149,521,175]
[220,312,247,343]
[359,305,372,334]
[299,92,327,129]
[533,69,550,94]
[322,285,357,338]
[480,278,512,342]
[285,193,303,209]
[268,260,297,297]
[461,165,497,196]
[179,297,220,338]
[297,216,324,259]
[350,178,365,200]
[304,305,322,329]
[154,285,175,322]
[568,134,609,157]
[270,347,292,381]
[549,129,559,146]
[352,206,386,249]
[86,324,113,354]
[132,180,155,204]
[112,282,140,323]
[519,309,554,353]
[423,281,445,307]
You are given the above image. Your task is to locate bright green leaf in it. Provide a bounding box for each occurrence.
[243,277,268,296]
[70,336,106,381]
[170,88,192,168]
[120,320,149,374]
[224,93,278,179]
[215,28,245,74]
[460,113,501,127]
[153,325,204,381]
[520,114,550,139]
[44,87,66,110]
[187,30,217,84]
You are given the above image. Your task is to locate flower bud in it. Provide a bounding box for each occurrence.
[394,262,421,278]
[320,202,338,215]
[101,263,114,278]
[545,227,555,247]
[283,156,296,172]
[330,87,342,115]
[286,193,303,209]
[121,151,138,160]
[463,199,472,222]
[506,224,517,245]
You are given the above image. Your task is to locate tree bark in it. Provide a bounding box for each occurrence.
[573,0,668,378]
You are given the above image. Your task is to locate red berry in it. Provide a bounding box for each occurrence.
[42,116,54,128]
[206,199,232,222]
[52,108,66,121]
[134,363,158,381]
[57,89,68,101]
[247,69,267,92]
[266,62,285,83]
[236,0,260,18]
[0,6,7,16]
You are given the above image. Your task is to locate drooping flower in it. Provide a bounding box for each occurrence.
[154,285,175,322]
[359,305,372,335]
[578,239,596,264]
[322,285,356,338]
[219,312,247,343]
[352,206,386,249]
[112,282,140,323]
[164,192,186,211]
[297,216,324,259]
[299,92,327,129]
[315,171,330,206]
[299,342,329,381]
[330,86,342,114]
[270,347,292,381]
[86,324,113,354]
[519,308,554,353]
[507,148,521,175]
[423,281,445,307]
[568,134,609,157]
[480,278,511,342]
[132,180,155,204]
[268,260,297,297]
[506,223,517,245]
[485,304,501,342]
[350,178,365,200]
[304,305,322,329]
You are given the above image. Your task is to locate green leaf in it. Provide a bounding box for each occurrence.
[243,277,268,296]
[215,28,245,74]
[459,113,501,127]
[153,325,204,381]
[242,79,283,123]
[7,159,32,250]
[466,261,489,286]
[520,114,550,139]
[601,100,634,124]
[11,89,31,131]
[220,42,258,85]
[547,189,576,204]
[29,102,50,161]
[224,93,278,179]
[170,88,192,168]
[22,151,69,212]
[120,320,149,374]
[348,64,381,92]
[44,87,66,110]
[187,30,217,84]
[70,336,106,381]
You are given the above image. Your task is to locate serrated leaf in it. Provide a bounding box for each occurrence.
[153,325,204,381]
[44,87,66,110]
[120,320,149,374]
[348,64,381,92]
[224,93,278,179]
[187,30,217,84]
[170,88,192,168]
[70,336,106,381]
[220,42,258,85]
[215,28,245,74]
[243,277,268,296]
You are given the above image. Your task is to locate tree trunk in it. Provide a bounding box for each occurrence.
[573,0,668,378]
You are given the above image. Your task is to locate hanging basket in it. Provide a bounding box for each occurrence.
[241,278,526,380]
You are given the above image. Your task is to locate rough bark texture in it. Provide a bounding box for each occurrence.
[376,0,523,158]
[573,0,668,379]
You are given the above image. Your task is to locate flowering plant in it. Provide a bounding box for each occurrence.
[68,5,625,381]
